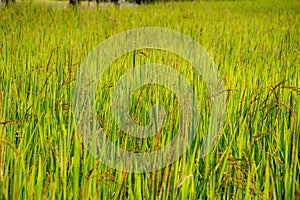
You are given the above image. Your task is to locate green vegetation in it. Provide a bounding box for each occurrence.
[0,0,299,199]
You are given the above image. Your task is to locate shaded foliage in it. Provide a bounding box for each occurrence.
[70,0,81,6]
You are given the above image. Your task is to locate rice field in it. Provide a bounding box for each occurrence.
[0,0,299,199]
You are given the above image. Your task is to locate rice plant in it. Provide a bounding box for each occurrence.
[0,0,299,199]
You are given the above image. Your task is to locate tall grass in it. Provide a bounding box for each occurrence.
[0,0,299,199]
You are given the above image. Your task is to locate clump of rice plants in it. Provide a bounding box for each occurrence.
[0,0,299,199]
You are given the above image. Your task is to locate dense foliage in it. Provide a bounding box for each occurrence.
[0,0,299,199]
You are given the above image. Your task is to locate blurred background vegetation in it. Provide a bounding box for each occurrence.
[0,0,176,5]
